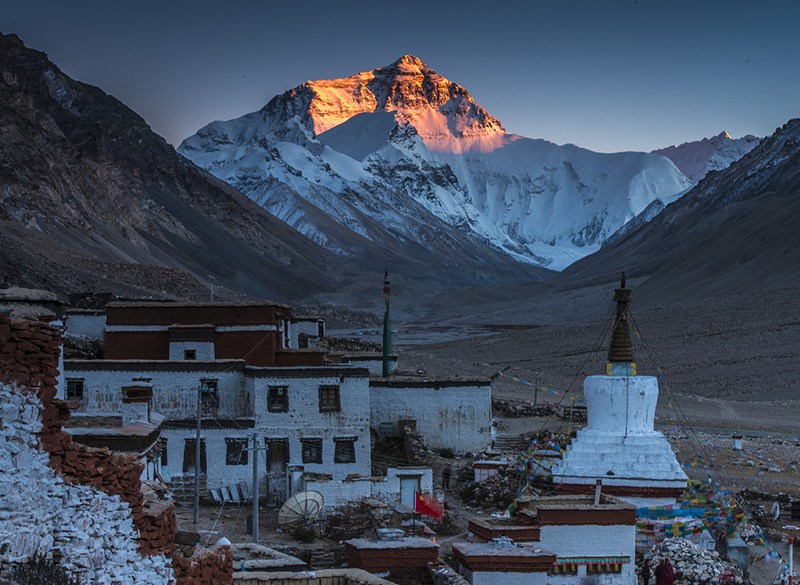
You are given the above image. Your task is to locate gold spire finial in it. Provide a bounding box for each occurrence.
[606,272,636,374]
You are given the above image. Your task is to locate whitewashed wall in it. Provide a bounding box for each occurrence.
[252,370,371,480]
[160,427,253,491]
[542,524,636,585]
[471,571,547,585]
[304,477,373,509]
[65,365,251,419]
[370,383,492,452]
[169,341,215,361]
[65,312,106,340]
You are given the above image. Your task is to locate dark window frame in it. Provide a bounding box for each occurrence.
[267,439,289,473]
[268,385,289,412]
[334,437,357,464]
[301,438,323,464]
[318,384,340,412]
[225,438,249,466]
[184,349,197,360]
[66,378,84,401]
[200,378,218,395]
[182,438,207,473]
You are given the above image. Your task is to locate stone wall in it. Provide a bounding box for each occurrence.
[172,546,234,585]
[369,381,492,453]
[1,313,236,584]
[0,315,177,556]
[0,382,174,583]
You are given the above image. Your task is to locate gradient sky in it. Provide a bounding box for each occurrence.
[4,0,799,152]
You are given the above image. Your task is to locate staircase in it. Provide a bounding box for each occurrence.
[492,433,528,455]
[168,473,207,507]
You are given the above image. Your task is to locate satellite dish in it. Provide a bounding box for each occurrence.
[278,490,325,529]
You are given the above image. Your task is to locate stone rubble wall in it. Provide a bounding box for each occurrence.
[0,313,234,584]
[171,545,234,585]
[0,314,177,555]
[0,382,174,583]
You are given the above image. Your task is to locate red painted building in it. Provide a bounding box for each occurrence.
[104,302,324,367]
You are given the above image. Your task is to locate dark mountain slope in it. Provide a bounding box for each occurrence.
[0,32,345,301]
[560,118,800,306]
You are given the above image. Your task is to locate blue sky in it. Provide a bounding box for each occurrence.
[4,0,799,152]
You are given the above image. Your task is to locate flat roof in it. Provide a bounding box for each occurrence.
[369,376,491,388]
[345,536,439,550]
[107,300,290,309]
[516,494,634,511]
[453,541,554,558]
[65,359,246,372]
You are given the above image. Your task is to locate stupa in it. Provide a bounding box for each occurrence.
[551,274,688,506]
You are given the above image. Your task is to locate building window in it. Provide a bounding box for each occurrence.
[301,438,323,464]
[183,439,207,473]
[225,438,249,465]
[184,349,197,360]
[334,437,356,464]
[318,385,340,412]
[267,439,289,473]
[200,379,218,395]
[268,386,289,412]
[160,439,168,466]
[199,379,218,417]
[66,378,84,401]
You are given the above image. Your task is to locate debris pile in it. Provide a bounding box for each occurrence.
[324,498,392,541]
[402,423,429,465]
[492,398,555,418]
[458,465,519,510]
[643,537,744,585]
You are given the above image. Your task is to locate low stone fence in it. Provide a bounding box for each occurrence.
[232,568,396,585]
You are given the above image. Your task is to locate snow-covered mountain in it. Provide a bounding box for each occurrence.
[653,131,760,185]
[180,55,692,270]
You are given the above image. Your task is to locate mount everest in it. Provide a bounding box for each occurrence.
[180,55,698,271]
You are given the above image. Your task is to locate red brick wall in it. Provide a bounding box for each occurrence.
[107,304,281,326]
[105,331,170,360]
[215,330,278,366]
[274,350,327,367]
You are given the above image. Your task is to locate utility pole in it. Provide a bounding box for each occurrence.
[533,373,539,407]
[193,384,201,524]
[382,271,392,377]
[252,432,260,544]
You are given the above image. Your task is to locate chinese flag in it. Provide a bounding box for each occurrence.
[414,492,444,521]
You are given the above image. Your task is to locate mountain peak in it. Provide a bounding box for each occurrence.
[389,54,430,72]
[717,131,732,140]
[391,54,426,66]
[264,55,505,145]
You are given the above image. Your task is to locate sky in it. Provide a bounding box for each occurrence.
[4,0,800,153]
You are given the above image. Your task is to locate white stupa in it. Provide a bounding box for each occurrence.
[551,275,688,507]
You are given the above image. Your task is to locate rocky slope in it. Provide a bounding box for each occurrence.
[561,118,800,305]
[0,32,352,302]
[180,55,692,270]
[653,131,760,185]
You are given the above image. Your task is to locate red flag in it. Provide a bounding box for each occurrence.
[414,491,443,521]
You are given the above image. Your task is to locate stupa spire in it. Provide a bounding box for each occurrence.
[606,272,637,376]
[381,270,392,377]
